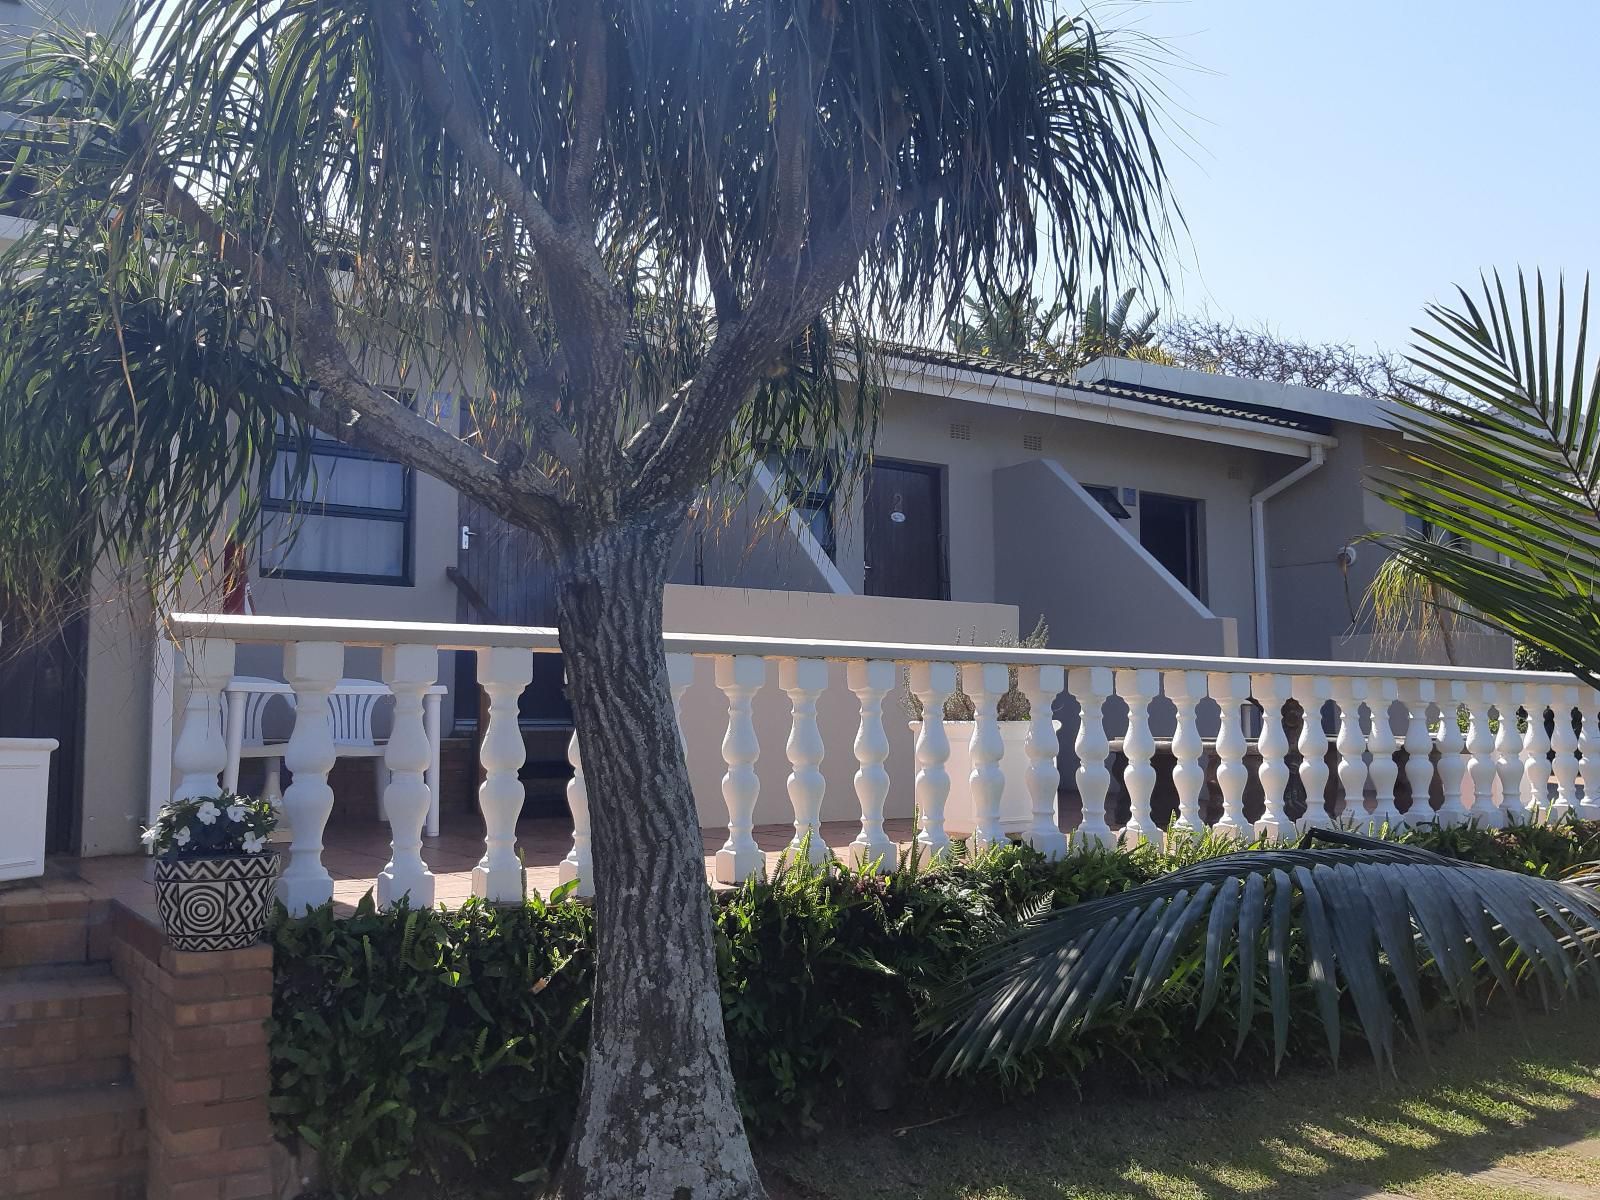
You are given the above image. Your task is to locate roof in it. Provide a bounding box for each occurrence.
[883,344,1387,437]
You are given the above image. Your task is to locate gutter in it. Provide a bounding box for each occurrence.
[1250,446,1328,658]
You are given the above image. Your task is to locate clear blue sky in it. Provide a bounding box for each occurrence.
[1114,0,1600,355]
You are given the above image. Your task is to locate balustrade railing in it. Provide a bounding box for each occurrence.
[161,614,1596,914]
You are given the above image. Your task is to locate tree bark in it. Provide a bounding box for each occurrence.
[550,511,765,1200]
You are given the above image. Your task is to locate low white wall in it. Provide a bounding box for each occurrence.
[664,585,1018,827]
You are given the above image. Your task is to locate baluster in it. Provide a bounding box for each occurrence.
[964,662,1011,852]
[375,644,437,908]
[473,646,532,902]
[1165,671,1207,836]
[847,660,898,871]
[780,657,830,866]
[1522,684,1553,820]
[715,655,766,884]
[1209,671,1251,840]
[279,641,344,913]
[1463,683,1499,827]
[910,661,958,857]
[1550,685,1582,821]
[1116,669,1159,845]
[1019,665,1068,860]
[668,653,695,747]
[1364,678,1400,829]
[1291,676,1334,827]
[1494,689,1527,825]
[171,638,235,807]
[1581,692,1600,820]
[1250,674,1291,841]
[557,727,592,898]
[1331,677,1370,826]
[1069,667,1114,847]
[1398,680,1437,824]
[1434,681,1470,827]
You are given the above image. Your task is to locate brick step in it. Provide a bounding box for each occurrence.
[0,968,131,1095]
[0,1080,146,1198]
[0,884,111,970]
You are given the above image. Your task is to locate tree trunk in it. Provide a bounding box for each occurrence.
[550,512,765,1200]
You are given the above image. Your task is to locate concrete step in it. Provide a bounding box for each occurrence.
[0,1079,145,1197]
[0,968,131,1095]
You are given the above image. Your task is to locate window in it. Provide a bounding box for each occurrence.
[1139,491,1204,601]
[1083,484,1132,520]
[260,431,413,584]
[762,448,837,561]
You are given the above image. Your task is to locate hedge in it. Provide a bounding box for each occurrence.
[268,819,1600,1197]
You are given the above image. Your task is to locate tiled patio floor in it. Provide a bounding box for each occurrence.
[72,814,925,918]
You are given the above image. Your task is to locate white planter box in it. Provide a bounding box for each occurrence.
[915,721,1059,838]
[0,737,58,882]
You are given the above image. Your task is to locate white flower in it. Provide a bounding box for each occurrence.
[195,801,219,825]
[140,826,159,848]
[241,833,266,854]
[174,826,192,846]
[226,804,247,823]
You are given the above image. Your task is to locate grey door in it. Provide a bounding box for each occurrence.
[864,460,946,600]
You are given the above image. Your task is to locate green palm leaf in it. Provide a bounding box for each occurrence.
[932,830,1600,1077]
[1373,270,1600,685]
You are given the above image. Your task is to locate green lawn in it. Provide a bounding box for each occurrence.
[759,1006,1600,1200]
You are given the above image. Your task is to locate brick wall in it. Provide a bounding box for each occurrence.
[108,904,274,1200]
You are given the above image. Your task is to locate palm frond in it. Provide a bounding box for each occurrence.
[932,830,1600,1077]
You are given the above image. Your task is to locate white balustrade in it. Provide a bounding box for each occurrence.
[1209,671,1251,840]
[278,641,344,913]
[1581,693,1600,821]
[1251,674,1291,841]
[1551,686,1582,820]
[1070,667,1114,847]
[716,655,766,883]
[1365,678,1401,829]
[375,644,437,908]
[1166,670,1207,836]
[1433,682,1470,826]
[1331,677,1369,826]
[1292,675,1333,827]
[161,613,1590,913]
[848,659,898,870]
[1489,686,1523,826]
[1116,669,1160,845]
[1399,680,1436,825]
[474,646,533,902]
[1523,684,1553,818]
[1463,683,1498,827]
[780,657,830,865]
[909,661,958,857]
[1020,665,1068,859]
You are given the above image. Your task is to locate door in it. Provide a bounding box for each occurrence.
[0,612,86,855]
[864,460,946,600]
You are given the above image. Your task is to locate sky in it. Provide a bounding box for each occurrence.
[1107,0,1600,356]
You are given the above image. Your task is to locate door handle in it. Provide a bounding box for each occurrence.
[459,524,474,551]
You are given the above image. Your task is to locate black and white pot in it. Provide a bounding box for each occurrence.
[153,852,280,952]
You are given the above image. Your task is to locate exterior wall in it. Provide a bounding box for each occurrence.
[664,585,1017,826]
[79,568,156,856]
[992,458,1238,656]
[833,387,1294,653]
[668,468,847,595]
[1333,631,1514,669]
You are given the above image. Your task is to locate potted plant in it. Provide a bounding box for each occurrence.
[905,618,1056,838]
[143,792,279,951]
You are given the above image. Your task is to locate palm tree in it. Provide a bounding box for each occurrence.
[946,282,1165,370]
[1372,271,1600,689]
[1076,283,1164,361]
[0,3,1173,1193]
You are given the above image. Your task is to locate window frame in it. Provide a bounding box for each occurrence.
[1137,490,1207,604]
[259,434,416,586]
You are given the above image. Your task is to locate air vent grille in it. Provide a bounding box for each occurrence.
[949,422,972,441]
[1022,433,1043,452]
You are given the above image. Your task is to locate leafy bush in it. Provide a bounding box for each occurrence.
[1401,817,1600,877]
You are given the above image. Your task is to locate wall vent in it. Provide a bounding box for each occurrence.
[949,422,972,441]
[1022,433,1043,452]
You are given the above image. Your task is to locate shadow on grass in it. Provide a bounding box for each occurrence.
[759,1006,1600,1200]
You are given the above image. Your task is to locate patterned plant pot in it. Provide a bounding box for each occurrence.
[153,852,280,952]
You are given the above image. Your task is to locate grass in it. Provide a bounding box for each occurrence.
[759,1005,1600,1200]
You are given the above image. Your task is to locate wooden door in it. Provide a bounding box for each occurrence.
[864,460,946,600]
[0,613,86,855]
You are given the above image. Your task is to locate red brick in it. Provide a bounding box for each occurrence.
[219,1122,271,1151]
[172,997,272,1028]
[159,971,231,1003]
[152,1125,224,1157]
[222,1170,275,1199]
[223,969,273,999]
[0,918,89,967]
[161,1179,223,1200]
[155,1096,269,1134]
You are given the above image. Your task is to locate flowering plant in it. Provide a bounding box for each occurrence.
[142,792,277,859]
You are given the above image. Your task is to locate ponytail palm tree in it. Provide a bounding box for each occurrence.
[0,2,1172,1194]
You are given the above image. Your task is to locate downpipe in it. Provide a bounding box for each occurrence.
[1250,445,1327,658]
